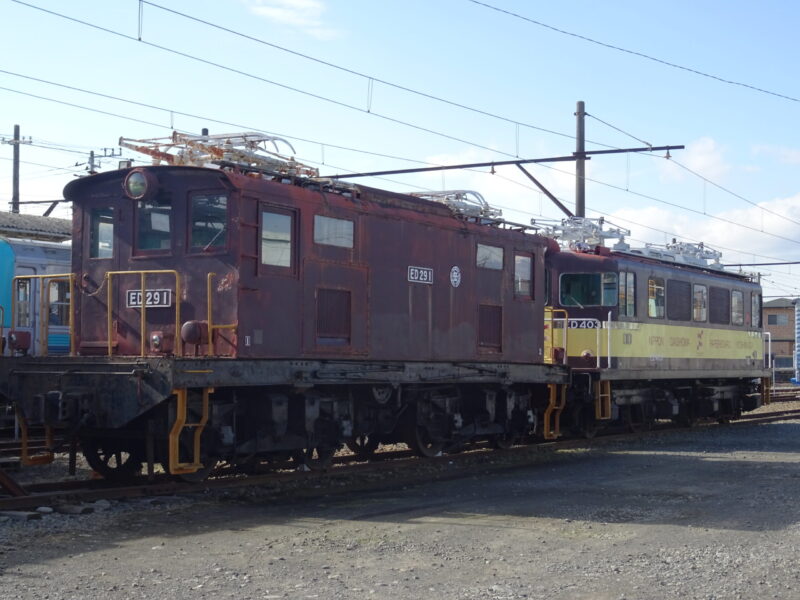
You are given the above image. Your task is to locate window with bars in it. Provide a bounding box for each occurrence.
[618,271,636,316]
[709,287,730,324]
[667,280,691,321]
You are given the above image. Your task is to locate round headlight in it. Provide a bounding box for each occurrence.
[124,170,149,199]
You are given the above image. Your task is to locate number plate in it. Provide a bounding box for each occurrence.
[408,266,433,284]
[126,289,172,308]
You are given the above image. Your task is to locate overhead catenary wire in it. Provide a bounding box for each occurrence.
[466,0,800,104]
[9,4,795,235]
[5,4,800,277]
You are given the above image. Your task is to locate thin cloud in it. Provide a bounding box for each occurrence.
[243,0,341,40]
[753,144,800,165]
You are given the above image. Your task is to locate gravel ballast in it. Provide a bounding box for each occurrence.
[2,418,800,599]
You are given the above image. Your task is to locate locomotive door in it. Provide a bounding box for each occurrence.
[78,202,121,354]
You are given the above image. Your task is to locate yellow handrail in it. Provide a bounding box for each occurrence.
[105,269,182,357]
[543,384,567,440]
[544,307,569,365]
[14,405,54,466]
[11,273,75,356]
[168,387,211,475]
[206,273,237,355]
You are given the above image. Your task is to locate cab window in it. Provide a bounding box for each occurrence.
[752,293,761,328]
[190,194,227,251]
[261,210,293,268]
[560,273,617,307]
[136,199,171,251]
[732,290,745,326]
[514,254,532,297]
[90,208,114,258]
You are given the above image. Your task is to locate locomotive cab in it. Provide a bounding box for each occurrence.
[66,166,238,358]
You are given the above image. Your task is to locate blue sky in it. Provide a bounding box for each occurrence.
[2,0,799,297]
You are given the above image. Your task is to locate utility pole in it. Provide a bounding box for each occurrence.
[575,101,586,218]
[12,124,20,214]
[2,125,32,213]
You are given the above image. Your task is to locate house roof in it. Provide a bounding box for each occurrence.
[764,298,796,309]
[0,211,71,242]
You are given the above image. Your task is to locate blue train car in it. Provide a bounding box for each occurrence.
[1,237,71,357]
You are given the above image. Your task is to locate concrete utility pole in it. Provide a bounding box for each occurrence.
[11,124,21,214]
[575,101,586,218]
[3,124,31,214]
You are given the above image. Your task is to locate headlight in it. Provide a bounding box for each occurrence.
[123,170,150,199]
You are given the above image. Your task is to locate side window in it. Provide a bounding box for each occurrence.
[667,280,691,321]
[648,277,665,319]
[752,294,761,328]
[560,273,617,307]
[709,287,730,324]
[477,244,503,270]
[732,290,745,326]
[14,274,33,328]
[767,313,787,326]
[261,210,293,268]
[514,254,532,297]
[314,215,354,248]
[90,207,114,258]
[136,199,172,251]
[48,280,70,326]
[190,193,228,251]
[693,284,708,322]
[618,271,636,317]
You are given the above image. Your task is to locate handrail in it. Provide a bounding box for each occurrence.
[206,272,237,356]
[544,307,569,365]
[105,269,182,357]
[11,273,76,356]
[0,305,4,353]
[168,387,211,475]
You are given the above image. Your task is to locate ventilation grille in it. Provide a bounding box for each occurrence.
[317,288,351,345]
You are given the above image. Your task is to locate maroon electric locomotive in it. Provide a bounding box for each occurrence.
[0,132,568,479]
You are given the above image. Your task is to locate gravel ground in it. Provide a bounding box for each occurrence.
[2,415,800,600]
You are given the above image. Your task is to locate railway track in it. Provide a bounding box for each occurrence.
[2,405,800,513]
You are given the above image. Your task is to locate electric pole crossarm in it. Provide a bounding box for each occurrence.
[584,145,684,157]
[321,154,584,180]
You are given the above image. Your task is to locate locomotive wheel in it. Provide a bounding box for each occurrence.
[624,406,651,433]
[346,434,380,459]
[292,445,336,471]
[81,437,144,481]
[406,425,443,458]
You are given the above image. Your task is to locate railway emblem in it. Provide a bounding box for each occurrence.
[449,266,461,288]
